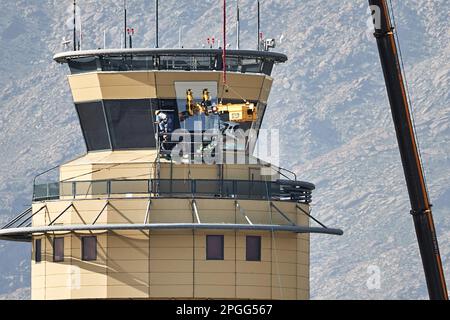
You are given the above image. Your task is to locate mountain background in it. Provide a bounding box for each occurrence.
[0,0,448,299]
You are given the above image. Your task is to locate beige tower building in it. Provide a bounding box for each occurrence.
[0,48,342,300]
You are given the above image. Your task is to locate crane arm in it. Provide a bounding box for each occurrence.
[368,0,448,300]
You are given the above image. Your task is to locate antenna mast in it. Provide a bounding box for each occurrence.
[155,0,159,48]
[223,0,227,83]
[257,0,260,51]
[78,14,82,50]
[124,0,127,48]
[73,0,77,51]
[236,0,240,49]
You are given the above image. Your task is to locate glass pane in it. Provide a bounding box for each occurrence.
[48,183,60,199]
[35,239,42,263]
[75,181,108,196]
[195,180,220,196]
[76,102,111,151]
[33,184,48,200]
[104,100,156,149]
[246,236,261,261]
[174,82,219,132]
[82,236,97,261]
[110,180,149,194]
[221,181,235,198]
[100,56,129,71]
[60,182,74,197]
[241,58,262,73]
[261,60,274,76]
[53,238,64,262]
[68,57,98,74]
[206,235,224,260]
[158,180,192,195]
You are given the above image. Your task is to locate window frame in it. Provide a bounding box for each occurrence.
[35,239,42,263]
[103,99,157,150]
[53,237,64,262]
[75,101,112,151]
[206,235,224,260]
[246,235,262,262]
[81,236,97,261]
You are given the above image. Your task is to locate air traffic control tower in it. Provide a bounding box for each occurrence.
[0,48,342,300]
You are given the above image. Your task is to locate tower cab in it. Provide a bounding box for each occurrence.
[54,48,287,159]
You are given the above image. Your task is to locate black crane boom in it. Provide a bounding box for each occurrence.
[368,0,448,300]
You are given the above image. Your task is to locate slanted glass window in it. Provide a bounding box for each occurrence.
[76,102,111,151]
[104,100,156,149]
[82,236,97,261]
[261,60,274,76]
[246,236,261,261]
[53,238,64,262]
[35,239,42,263]
[206,235,224,260]
[68,57,99,74]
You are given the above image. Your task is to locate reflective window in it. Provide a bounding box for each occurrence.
[35,239,42,263]
[82,236,97,261]
[68,57,99,74]
[104,100,156,149]
[159,55,194,71]
[76,102,111,151]
[110,180,149,194]
[251,102,267,133]
[246,236,261,261]
[53,237,64,262]
[66,53,278,76]
[206,235,224,260]
[174,82,219,132]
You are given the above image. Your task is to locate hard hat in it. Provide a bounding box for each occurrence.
[159,113,167,121]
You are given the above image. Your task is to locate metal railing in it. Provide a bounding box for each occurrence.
[33,179,314,204]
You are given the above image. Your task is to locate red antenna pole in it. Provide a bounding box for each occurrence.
[223,0,227,84]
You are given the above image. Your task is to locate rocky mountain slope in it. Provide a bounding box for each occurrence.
[0,0,448,299]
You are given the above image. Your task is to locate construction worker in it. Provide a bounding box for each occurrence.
[155,111,169,156]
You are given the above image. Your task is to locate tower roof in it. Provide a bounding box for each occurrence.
[53,48,288,64]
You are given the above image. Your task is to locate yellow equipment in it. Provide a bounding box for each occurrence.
[186,89,196,116]
[184,88,257,123]
[216,102,257,123]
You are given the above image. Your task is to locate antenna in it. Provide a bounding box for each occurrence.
[127,28,135,48]
[73,0,77,51]
[124,0,127,48]
[257,0,260,51]
[236,0,240,49]
[155,0,159,48]
[178,26,184,48]
[223,0,227,83]
[78,14,82,50]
